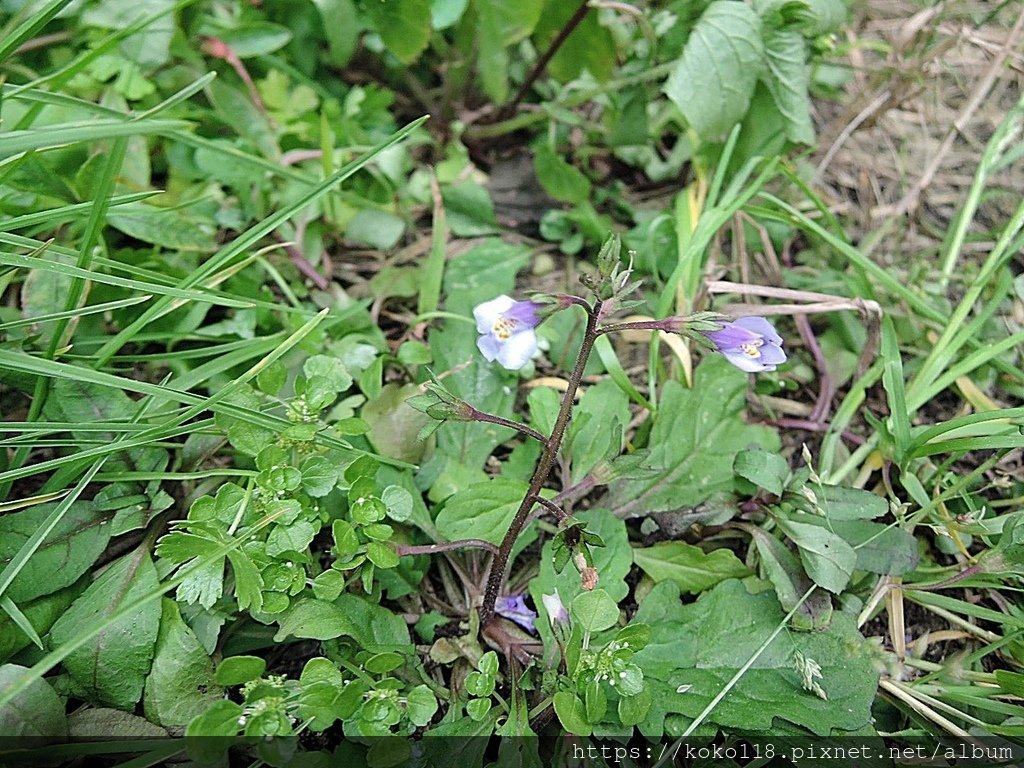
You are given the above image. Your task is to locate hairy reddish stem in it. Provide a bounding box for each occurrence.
[480,301,601,625]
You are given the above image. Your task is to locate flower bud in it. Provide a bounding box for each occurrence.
[541,592,569,629]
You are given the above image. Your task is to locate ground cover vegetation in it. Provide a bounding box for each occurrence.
[0,0,1022,765]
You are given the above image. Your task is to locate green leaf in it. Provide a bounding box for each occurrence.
[215,655,267,686]
[793,516,919,577]
[346,208,406,250]
[441,182,500,237]
[363,383,432,464]
[435,477,529,545]
[632,580,878,736]
[334,593,411,650]
[366,541,400,569]
[107,203,217,251]
[0,664,67,739]
[533,0,614,82]
[266,520,316,557]
[48,550,161,709]
[566,378,629,483]
[474,0,544,101]
[0,500,111,603]
[663,1,765,139]
[734,447,790,496]
[381,485,413,522]
[571,589,619,633]
[618,688,651,726]
[405,685,438,726]
[301,456,341,498]
[812,485,889,520]
[762,31,813,146]
[273,598,358,642]
[744,524,831,630]
[633,541,750,594]
[312,0,358,66]
[217,22,293,58]
[186,699,243,736]
[534,145,592,205]
[0,580,86,663]
[607,358,779,517]
[777,518,857,594]
[552,691,591,736]
[365,0,432,63]
[143,600,223,727]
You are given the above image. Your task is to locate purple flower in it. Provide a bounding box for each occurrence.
[704,317,786,373]
[495,594,537,634]
[473,295,542,370]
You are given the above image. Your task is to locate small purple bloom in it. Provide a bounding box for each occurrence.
[473,295,542,370]
[495,594,537,634]
[704,317,786,373]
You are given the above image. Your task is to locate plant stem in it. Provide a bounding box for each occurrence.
[480,301,601,625]
[468,406,547,443]
[494,0,592,121]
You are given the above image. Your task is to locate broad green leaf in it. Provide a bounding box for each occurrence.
[793,516,919,577]
[334,593,411,650]
[571,589,619,633]
[312,0,358,65]
[533,0,614,82]
[0,501,111,603]
[734,447,790,496]
[48,550,161,710]
[217,22,293,58]
[813,485,889,520]
[185,699,243,736]
[68,707,167,738]
[143,600,223,726]
[425,240,529,485]
[566,378,629,483]
[406,685,439,726]
[363,383,432,464]
[273,598,358,642]
[441,182,500,237]
[474,0,544,101]
[0,579,86,663]
[761,28,814,144]
[632,541,750,594]
[777,518,856,594]
[744,523,832,630]
[632,580,878,736]
[366,541,400,569]
[435,476,529,545]
[0,664,67,739]
[365,0,432,63]
[81,0,176,67]
[215,655,266,686]
[664,1,765,139]
[552,691,591,736]
[534,145,591,205]
[107,203,217,251]
[606,358,779,517]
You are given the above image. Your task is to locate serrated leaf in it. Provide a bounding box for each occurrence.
[606,358,779,517]
[664,1,765,138]
[48,550,161,709]
[633,541,750,594]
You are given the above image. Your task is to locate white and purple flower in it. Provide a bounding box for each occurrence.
[494,593,537,633]
[704,317,786,373]
[541,592,569,629]
[473,295,542,370]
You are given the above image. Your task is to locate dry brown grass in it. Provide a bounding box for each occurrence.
[812,0,1024,258]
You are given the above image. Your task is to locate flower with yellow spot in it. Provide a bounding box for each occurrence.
[473,295,542,370]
